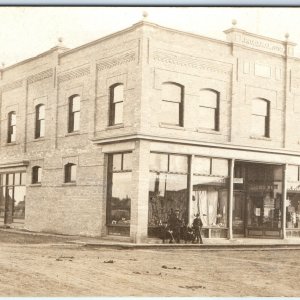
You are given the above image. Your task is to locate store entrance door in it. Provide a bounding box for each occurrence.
[233,191,246,237]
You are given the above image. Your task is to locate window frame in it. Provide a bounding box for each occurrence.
[198,89,220,131]
[160,82,184,127]
[251,98,270,138]
[68,95,80,133]
[35,104,45,139]
[109,83,124,126]
[7,111,16,143]
[64,163,77,183]
[32,166,42,184]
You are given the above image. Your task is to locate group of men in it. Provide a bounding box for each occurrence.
[160,209,203,244]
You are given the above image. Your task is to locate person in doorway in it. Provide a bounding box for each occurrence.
[168,209,182,243]
[192,213,203,244]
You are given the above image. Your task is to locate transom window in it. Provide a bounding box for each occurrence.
[32,166,42,184]
[64,163,77,183]
[251,98,270,137]
[160,82,184,126]
[109,84,124,126]
[7,111,16,143]
[35,104,45,139]
[198,89,219,130]
[68,95,80,133]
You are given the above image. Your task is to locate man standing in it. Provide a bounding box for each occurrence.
[192,213,203,244]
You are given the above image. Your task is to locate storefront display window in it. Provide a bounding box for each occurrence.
[148,153,188,230]
[107,153,132,236]
[192,156,229,227]
[0,172,26,225]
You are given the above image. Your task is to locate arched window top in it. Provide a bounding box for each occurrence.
[252,98,269,116]
[199,89,219,108]
[36,104,45,118]
[69,94,80,111]
[162,82,183,103]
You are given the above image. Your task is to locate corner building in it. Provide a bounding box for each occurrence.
[1,20,300,243]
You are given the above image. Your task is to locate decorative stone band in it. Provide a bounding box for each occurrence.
[0,79,23,93]
[97,51,136,71]
[58,66,90,84]
[27,68,53,84]
[153,50,232,75]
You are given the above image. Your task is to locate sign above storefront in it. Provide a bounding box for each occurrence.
[233,178,244,184]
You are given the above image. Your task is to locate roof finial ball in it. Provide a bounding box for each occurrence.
[232,19,237,27]
[1,62,5,69]
[58,37,63,44]
[285,33,290,40]
[142,11,148,20]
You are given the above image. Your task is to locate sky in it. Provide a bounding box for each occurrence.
[1,7,300,68]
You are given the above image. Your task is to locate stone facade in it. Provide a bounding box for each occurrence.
[1,21,300,242]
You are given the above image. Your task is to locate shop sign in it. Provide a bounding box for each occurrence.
[233,178,243,184]
[287,182,300,192]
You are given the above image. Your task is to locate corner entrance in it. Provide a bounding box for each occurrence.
[233,161,283,238]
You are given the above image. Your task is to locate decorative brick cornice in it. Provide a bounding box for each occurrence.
[153,50,231,75]
[58,66,90,83]
[27,68,53,84]
[0,79,23,93]
[97,51,136,71]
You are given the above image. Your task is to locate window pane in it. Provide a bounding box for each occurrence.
[70,165,76,182]
[114,102,123,124]
[199,90,217,108]
[287,165,299,181]
[286,193,300,228]
[198,107,216,129]
[11,113,16,126]
[160,101,179,125]
[8,174,14,185]
[73,112,80,131]
[40,120,45,137]
[252,99,268,116]
[108,172,131,225]
[72,96,80,112]
[113,85,124,103]
[14,173,21,186]
[148,172,188,227]
[113,154,122,171]
[11,126,16,142]
[211,159,229,176]
[162,83,181,103]
[39,105,45,119]
[192,175,228,227]
[149,153,168,172]
[194,157,211,175]
[169,155,188,173]
[251,115,266,136]
[21,173,26,185]
[2,175,6,186]
[123,153,132,171]
[37,168,42,183]
[13,186,26,219]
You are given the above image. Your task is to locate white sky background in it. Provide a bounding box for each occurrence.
[1,7,300,67]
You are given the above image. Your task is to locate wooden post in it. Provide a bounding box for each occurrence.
[188,155,194,226]
[228,158,235,240]
[282,164,287,239]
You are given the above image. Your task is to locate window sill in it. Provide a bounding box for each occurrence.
[62,182,76,186]
[65,131,80,137]
[5,142,17,146]
[197,128,221,135]
[250,135,271,141]
[32,137,46,142]
[106,124,124,130]
[30,183,42,187]
[159,123,184,130]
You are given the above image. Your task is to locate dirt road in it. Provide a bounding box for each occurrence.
[0,231,299,296]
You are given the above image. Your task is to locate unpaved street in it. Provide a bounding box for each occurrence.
[0,231,300,296]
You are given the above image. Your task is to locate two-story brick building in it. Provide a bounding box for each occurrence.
[1,20,300,243]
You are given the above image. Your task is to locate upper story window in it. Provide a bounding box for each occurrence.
[35,104,45,139]
[251,98,270,137]
[109,84,124,126]
[68,95,80,133]
[64,163,77,183]
[7,111,16,143]
[32,166,42,184]
[160,82,184,126]
[198,89,219,131]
